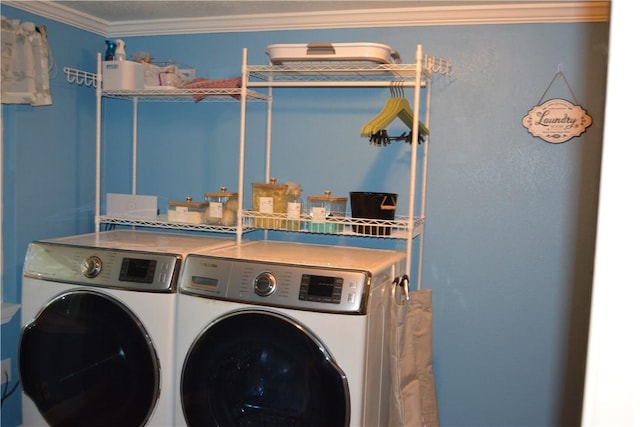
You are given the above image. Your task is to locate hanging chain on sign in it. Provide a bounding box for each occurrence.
[522,66,592,144]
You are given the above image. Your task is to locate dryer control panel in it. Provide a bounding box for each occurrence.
[180,255,372,314]
[23,242,181,292]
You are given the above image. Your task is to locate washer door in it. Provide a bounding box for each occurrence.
[181,309,350,427]
[19,290,160,427]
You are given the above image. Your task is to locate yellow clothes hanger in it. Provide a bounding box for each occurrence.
[361,96,403,136]
[361,92,429,137]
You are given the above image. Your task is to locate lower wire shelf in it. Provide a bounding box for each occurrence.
[98,215,252,234]
[241,211,424,239]
[99,213,424,238]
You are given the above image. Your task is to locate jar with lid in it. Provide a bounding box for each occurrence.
[306,190,347,233]
[251,178,288,229]
[204,186,239,226]
[167,196,208,224]
[286,188,303,231]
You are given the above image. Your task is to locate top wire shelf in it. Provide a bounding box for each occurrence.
[100,87,269,102]
[63,67,269,102]
[247,55,452,86]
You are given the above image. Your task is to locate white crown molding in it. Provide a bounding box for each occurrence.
[3,1,610,37]
[3,1,111,35]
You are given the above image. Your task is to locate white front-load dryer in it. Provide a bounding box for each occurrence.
[174,240,406,427]
[19,230,236,427]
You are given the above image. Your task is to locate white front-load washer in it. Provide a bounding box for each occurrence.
[174,240,406,427]
[19,230,236,427]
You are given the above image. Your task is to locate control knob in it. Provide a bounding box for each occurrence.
[81,255,102,278]
[254,272,276,297]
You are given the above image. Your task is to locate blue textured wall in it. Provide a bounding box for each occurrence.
[1,7,101,427]
[2,5,608,426]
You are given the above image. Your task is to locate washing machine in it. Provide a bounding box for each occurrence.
[174,240,406,427]
[19,230,237,427]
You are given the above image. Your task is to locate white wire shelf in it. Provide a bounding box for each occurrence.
[101,87,270,102]
[247,55,451,86]
[99,215,255,233]
[64,67,269,101]
[99,213,424,238]
[241,211,425,239]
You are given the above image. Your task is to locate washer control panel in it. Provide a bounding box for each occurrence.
[23,242,181,292]
[180,255,372,314]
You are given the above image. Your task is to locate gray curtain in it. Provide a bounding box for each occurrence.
[389,277,439,426]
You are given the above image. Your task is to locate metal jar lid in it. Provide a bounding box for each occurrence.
[168,196,208,208]
[204,186,238,198]
[307,190,347,202]
[252,177,288,191]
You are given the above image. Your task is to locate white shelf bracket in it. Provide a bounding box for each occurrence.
[64,67,97,88]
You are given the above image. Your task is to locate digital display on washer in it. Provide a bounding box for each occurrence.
[119,258,157,283]
[299,274,342,304]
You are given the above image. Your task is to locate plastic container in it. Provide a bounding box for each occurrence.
[204,186,239,226]
[167,197,208,224]
[307,190,347,233]
[350,192,397,236]
[252,178,288,228]
[102,60,144,90]
[266,42,401,65]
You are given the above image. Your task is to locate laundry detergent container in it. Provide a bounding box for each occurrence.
[349,192,397,236]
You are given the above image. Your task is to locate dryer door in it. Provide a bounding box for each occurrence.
[19,290,160,427]
[181,309,350,427]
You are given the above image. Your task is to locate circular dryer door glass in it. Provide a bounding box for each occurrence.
[19,290,160,427]
[181,310,350,426]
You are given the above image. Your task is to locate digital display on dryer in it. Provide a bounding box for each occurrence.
[299,274,342,304]
[119,258,156,283]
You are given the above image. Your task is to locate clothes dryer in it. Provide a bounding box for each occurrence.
[19,230,236,427]
[174,240,406,427]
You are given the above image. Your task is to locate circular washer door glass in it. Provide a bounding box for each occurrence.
[19,290,160,427]
[181,310,349,426]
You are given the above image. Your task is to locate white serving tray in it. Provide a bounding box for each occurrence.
[266,42,401,65]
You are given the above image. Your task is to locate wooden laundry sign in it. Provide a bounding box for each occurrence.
[522,68,592,144]
[522,98,592,143]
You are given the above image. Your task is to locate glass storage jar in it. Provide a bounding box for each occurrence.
[306,190,347,233]
[285,188,303,231]
[251,178,288,229]
[204,186,239,226]
[167,196,208,224]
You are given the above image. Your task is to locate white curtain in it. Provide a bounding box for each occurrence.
[1,16,52,106]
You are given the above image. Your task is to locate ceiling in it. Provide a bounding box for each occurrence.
[3,1,609,37]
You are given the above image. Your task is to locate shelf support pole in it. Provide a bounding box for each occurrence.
[406,44,424,281]
[417,66,432,290]
[95,53,102,233]
[237,48,249,244]
[132,97,138,195]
